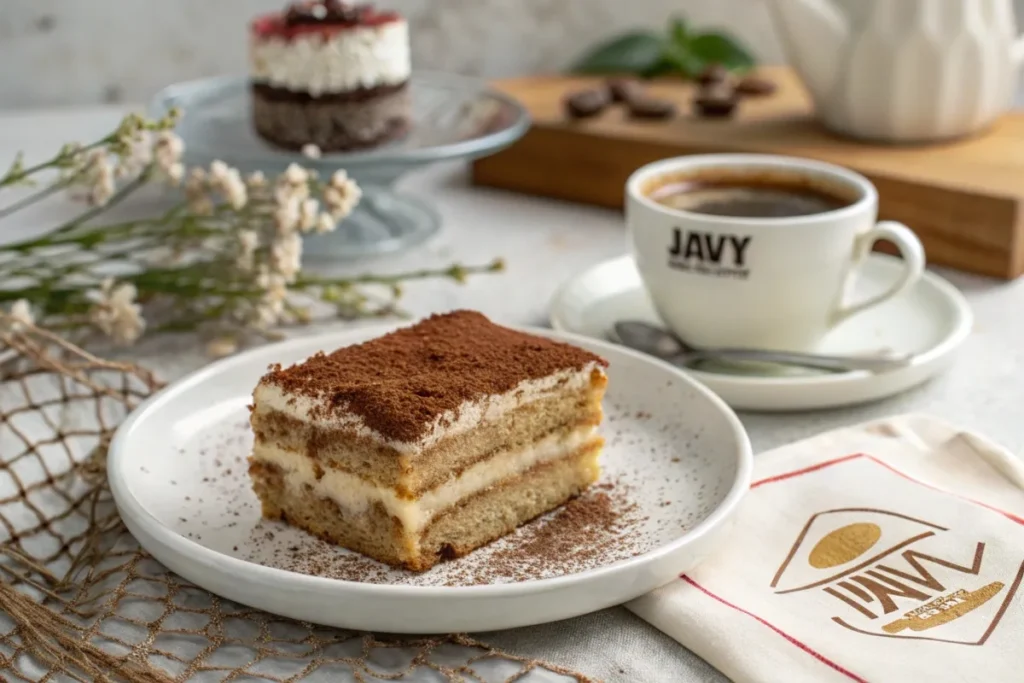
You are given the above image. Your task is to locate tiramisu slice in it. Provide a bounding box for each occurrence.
[248,311,608,571]
[249,0,411,152]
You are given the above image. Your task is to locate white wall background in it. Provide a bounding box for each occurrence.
[0,0,785,108]
[2,0,1024,109]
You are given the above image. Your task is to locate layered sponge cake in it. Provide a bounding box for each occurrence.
[249,0,411,151]
[248,311,608,571]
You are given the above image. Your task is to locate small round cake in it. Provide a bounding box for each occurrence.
[249,0,411,152]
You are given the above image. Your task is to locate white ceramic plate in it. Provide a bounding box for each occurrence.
[550,254,973,412]
[108,325,752,633]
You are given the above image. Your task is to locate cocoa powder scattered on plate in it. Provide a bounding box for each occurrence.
[249,480,644,586]
[452,487,642,585]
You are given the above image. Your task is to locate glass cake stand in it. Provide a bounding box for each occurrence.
[149,72,530,260]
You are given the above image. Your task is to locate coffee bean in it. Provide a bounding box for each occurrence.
[693,97,737,118]
[628,97,677,120]
[564,89,610,119]
[606,78,644,103]
[693,83,738,118]
[696,64,729,86]
[736,75,777,97]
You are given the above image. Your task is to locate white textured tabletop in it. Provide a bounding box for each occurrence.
[2,105,1022,682]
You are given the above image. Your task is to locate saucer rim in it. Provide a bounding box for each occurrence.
[549,253,973,390]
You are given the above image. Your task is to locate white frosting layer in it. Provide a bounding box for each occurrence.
[254,362,602,455]
[252,426,598,531]
[250,21,410,95]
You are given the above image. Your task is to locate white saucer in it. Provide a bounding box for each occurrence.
[550,254,972,412]
[108,324,751,633]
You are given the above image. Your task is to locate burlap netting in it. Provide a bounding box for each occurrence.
[0,320,595,682]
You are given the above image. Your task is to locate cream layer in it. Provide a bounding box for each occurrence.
[251,425,598,532]
[249,20,410,96]
[253,361,603,455]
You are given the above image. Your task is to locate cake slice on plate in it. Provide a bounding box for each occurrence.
[249,0,412,151]
[248,310,608,571]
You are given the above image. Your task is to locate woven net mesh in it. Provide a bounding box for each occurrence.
[0,320,593,683]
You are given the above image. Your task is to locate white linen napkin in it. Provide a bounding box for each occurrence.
[627,414,1024,683]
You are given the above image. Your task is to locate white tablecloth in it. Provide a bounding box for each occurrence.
[2,105,1023,682]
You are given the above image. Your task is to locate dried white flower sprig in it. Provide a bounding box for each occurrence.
[0,109,503,352]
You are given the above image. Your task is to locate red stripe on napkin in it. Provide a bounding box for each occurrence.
[680,575,869,683]
[751,453,863,489]
[864,455,1024,527]
[752,452,1024,527]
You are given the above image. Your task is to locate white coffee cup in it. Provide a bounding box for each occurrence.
[626,154,925,351]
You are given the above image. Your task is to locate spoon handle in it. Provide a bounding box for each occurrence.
[682,348,911,373]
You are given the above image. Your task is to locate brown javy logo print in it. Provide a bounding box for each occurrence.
[771,508,1024,645]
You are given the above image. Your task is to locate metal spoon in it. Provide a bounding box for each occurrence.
[612,320,912,374]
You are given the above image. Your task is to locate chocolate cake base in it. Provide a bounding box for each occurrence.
[251,82,411,152]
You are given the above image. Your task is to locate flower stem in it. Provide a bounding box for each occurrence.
[0,178,74,221]
[0,192,184,255]
[0,138,111,188]
[55,173,149,234]
[294,258,506,289]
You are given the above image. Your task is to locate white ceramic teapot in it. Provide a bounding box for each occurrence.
[766,0,1024,142]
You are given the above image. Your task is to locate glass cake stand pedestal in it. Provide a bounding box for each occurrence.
[150,73,530,260]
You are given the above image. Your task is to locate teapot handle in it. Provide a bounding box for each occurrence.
[1014,34,1024,67]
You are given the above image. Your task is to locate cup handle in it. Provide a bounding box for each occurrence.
[832,221,925,325]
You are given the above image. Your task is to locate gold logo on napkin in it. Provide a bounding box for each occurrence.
[771,508,1023,645]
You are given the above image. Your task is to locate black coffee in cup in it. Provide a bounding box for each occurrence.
[647,172,856,218]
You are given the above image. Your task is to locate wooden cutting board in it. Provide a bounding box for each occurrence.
[471,67,1024,279]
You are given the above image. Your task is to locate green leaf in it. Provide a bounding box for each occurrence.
[688,32,756,72]
[668,16,689,47]
[639,56,678,79]
[569,31,667,75]
[660,42,704,79]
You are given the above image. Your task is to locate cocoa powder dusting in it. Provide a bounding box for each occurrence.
[259,310,607,442]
